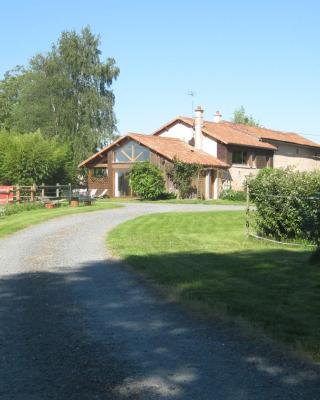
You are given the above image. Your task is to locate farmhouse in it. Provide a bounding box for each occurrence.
[80,107,320,198]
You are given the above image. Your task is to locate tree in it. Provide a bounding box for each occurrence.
[0,130,71,185]
[166,159,201,199]
[0,26,120,167]
[0,67,27,131]
[129,162,165,200]
[231,106,261,127]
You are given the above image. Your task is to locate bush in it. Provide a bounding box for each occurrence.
[129,162,165,200]
[0,201,45,218]
[248,168,320,244]
[0,130,71,185]
[219,189,246,201]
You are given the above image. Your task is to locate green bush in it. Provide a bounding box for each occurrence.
[0,130,71,185]
[129,162,166,200]
[166,160,200,199]
[0,201,45,218]
[248,168,320,244]
[219,189,246,201]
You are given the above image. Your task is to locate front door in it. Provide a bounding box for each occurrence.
[114,170,130,197]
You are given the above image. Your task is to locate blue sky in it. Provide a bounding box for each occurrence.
[1,0,320,141]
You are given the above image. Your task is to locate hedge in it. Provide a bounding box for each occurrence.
[248,168,320,244]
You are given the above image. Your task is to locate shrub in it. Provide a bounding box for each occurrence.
[129,162,165,200]
[219,189,246,201]
[166,160,201,199]
[0,130,71,185]
[248,168,320,244]
[0,201,45,218]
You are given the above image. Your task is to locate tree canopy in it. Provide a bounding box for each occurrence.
[0,26,119,168]
[231,106,261,127]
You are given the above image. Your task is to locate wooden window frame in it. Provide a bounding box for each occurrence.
[232,150,248,166]
[113,141,150,163]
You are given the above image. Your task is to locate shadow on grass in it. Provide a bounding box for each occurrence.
[0,255,319,399]
[123,248,320,356]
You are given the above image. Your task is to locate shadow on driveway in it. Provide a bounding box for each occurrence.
[0,257,319,399]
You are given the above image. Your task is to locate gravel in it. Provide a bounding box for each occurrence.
[0,202,319,399]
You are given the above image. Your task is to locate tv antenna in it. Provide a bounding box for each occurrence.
[186,91,195,116]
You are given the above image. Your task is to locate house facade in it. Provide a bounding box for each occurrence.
[80,107,320,198]
[79,132,228,199]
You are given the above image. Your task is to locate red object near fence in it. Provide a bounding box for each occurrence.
[0,186,13,205]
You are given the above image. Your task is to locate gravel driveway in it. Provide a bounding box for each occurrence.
[0,203,319,399]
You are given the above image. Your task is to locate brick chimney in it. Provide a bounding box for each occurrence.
[214,110,222,123]
[194,106,204,149]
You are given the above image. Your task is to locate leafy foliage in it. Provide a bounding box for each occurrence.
[219,189,246,201]
[0,202,45,218]
[129,162,165,200]
[0,26,119,167]
[248,168,320,244]
[232,106,260,127]
[0,130,71,185]
[166,159,201,199]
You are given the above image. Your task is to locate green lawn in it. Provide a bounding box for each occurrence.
[108,211,320,361]
[0,201,121,238]
[103,198,246,206]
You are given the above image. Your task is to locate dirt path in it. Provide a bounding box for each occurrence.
[0,203,319,399]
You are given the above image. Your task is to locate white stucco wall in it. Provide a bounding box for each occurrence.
[272,142,320,171]
[159,122,219,155]
[202,134,217,157]
[159,123,194,143]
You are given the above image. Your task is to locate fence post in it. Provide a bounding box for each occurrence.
[68,183,72,203]
[41,183,45,198]
[246,180,250,237]
[56,183,60,198]
[16,185,20,204]
[30,184,35,202]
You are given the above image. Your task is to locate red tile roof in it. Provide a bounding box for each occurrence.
[153,116,320,149]
[202,121,277,150]
[130,133,228,167]
[79,133,229,168]
[226,122,320,148]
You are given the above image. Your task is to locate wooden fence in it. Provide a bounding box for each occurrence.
[0,183,72,205]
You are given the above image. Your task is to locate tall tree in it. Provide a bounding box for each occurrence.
[0,66,27,131]
[0,26,119,166]
[231,106,261,127]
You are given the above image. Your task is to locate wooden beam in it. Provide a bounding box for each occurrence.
[94,163,109,168]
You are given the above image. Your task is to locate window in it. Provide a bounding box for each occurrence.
[114,140,150,163]
[93,168,108,178]
[232,150,247,165]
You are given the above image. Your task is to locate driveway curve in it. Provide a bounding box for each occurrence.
[0,203,319,399]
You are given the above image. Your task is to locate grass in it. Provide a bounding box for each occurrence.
[102,197,246,206]
[0,201,121,238]
[108,211,320,361]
